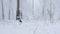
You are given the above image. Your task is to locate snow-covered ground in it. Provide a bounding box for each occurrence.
[0,0,60,34]
[0,20,60,34]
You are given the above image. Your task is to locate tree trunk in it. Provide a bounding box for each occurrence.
[16,0,22,22]
[1,0,4,20]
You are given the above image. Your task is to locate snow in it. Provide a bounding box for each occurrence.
[0,21,60,34]
[0,0,60,34]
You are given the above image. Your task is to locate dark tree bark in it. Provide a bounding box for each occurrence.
[16,0,22,22]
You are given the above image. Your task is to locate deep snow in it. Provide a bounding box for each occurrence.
[0,0,60,34]
[0,20,60,34]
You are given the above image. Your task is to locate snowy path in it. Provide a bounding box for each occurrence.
[0,21,60,34]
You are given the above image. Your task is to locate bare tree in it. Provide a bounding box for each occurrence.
[1,0,4,20]
[9,0,11,20]
[47,3,55,23]
[42,0,46,16]
[16,0,22,22]
[32,0,34,18]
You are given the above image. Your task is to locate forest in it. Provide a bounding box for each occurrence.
[0,0,60,34]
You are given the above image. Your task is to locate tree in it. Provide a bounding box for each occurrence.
[47,2,55,23]
[32,0,34,15]
[16,0,22,22]
[1,0,4,20]
[9,0,11,20]
[42,0,46,16]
